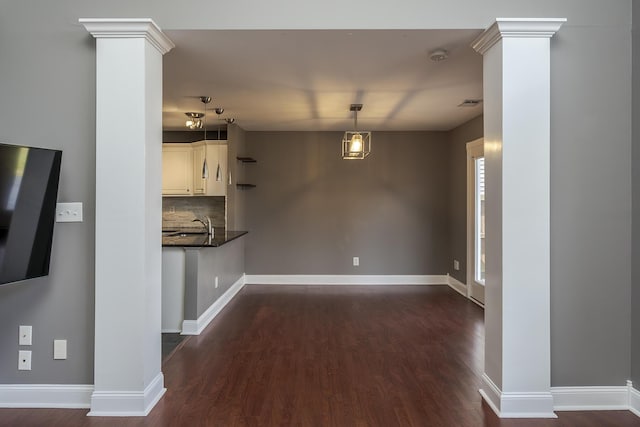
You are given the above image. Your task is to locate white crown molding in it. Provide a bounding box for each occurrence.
[181,275,245,336]
[79,18,175,55]
[472,18,567,55]
[0,384,93,408]
[244,275,448,286]
[88,372,165,416]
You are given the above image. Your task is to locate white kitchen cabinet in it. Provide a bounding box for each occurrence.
[162,144,193,195]
[162,141,228,196]
[192,142,207,195]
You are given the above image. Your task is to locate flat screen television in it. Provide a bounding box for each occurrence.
[0,143,62,285]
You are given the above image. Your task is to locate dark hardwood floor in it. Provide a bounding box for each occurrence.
[1,285,638,426]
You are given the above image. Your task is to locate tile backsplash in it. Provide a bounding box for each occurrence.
[162,196,225,230]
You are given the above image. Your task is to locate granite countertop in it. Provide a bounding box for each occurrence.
[162,227,248,248]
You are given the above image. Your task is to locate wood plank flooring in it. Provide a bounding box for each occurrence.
[0,285,639,426]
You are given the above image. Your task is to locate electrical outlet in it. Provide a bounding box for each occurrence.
[353,257,359,267]
[18,350,32,370]
[453,260,460,271]
[169,206,176,213]
[214,276,219,289]
[54,340,67,360]
[19,325,32,346]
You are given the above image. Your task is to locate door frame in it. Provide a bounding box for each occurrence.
[466,137,484,306]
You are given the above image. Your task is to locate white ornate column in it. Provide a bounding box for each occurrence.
[472,18,565,418]
[80,18,174,416]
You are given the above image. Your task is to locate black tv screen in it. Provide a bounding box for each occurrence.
[0,143,62,285]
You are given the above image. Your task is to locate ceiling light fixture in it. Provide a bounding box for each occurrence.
[185,112,204,129]
[342,104,371,160]
[429,48,449,62]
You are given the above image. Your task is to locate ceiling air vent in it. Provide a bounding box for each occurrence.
[458,99,483,107]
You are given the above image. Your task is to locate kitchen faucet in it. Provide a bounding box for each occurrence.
[192,216,213,237]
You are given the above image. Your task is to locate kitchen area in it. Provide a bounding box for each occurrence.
[161,122,250,357]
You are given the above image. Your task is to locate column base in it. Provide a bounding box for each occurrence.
[480,373,557,418]
[88,372,165,417]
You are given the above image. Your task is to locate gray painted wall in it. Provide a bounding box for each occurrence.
[0,3,97,384]
[183,238,245,320]
[632,0,640,387]
[0,0,633,390]
[227,124,248,231]
[550,24,632,386]
[244,131,451,275]
[447,115,483,284]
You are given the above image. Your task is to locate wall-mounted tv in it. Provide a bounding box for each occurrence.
[0,143,62,285]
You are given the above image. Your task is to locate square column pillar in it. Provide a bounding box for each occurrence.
[472,18,565,418]
[80,18,174,416]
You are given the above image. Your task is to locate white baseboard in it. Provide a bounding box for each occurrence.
[501,392,556,418]
[480,374,556,418]
[551,385,629,411]
[479,373,502,416]
[181,274,245,335]
[629,382,640,417]
[161,328,181,334]
[244,274,449,286]
[88,372,165,416]
[446,274,467,296]
[481,379,640,418]
[0,384,93,408]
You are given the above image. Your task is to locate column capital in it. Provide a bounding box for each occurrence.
[79,18,174,55]
[472,18,566,55]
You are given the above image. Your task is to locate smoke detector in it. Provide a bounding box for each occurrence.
[429,49,449,62]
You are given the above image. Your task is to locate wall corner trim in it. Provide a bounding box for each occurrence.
[88,372,165,416]
[0,384,93,408]
[181,274,246,335]
[244,275,448,286]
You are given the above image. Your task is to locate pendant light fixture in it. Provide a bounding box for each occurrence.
[342,104,371,159]
[214,107,225,182]
[200,96,211,179]
[185,112,204,129]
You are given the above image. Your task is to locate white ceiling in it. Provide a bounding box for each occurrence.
[162,29,483,132]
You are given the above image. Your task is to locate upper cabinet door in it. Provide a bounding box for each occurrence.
[162,145,193,195]
[192,142,207,195]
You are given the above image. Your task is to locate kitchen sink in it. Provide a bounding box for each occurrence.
[163,230,208,237]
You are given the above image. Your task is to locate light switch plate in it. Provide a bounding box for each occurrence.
[56,202,83,223]
[19,325,32,346]
[53,340,67,360]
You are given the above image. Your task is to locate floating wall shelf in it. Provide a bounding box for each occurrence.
[236,156,257,163]
[236,156,257,188]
